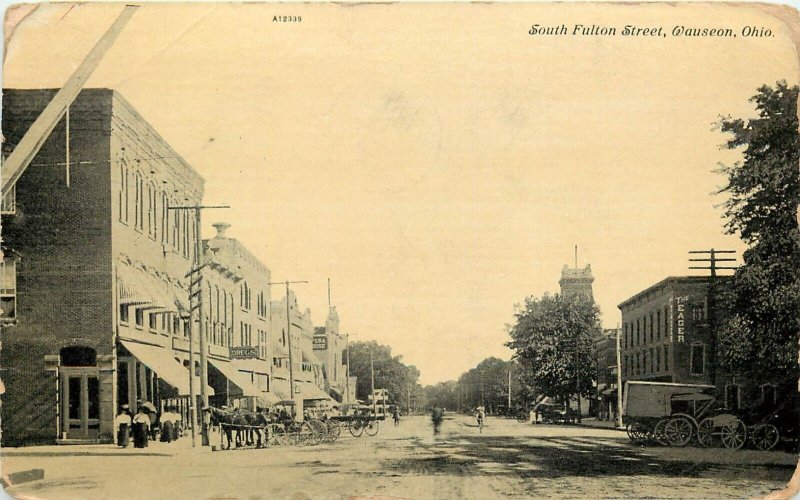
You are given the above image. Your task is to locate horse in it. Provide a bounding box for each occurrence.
[204,406,241,449]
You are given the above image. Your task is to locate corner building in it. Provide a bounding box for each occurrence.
[1,89,209,445]
[618,276,725,387]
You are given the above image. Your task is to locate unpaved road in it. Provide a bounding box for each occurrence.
[3,415,797,499]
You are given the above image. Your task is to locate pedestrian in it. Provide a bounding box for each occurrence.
[392,405,400,426]
[132,407,150,448]
[115,404,132,447]
[431,406,444,435]
[160,406,176,443]
[143,401,159,441]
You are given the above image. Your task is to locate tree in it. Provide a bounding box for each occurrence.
[505,293,600,409]
[715,81,800,383]
[346,340,421,410]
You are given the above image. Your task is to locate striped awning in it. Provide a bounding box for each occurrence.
[118,262,182,313]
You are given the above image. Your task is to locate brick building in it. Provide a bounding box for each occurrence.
[203,222,274,408]
[1,89,203,444]
[618,276,727,388]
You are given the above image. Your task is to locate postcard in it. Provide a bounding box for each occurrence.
[1,2,799,499]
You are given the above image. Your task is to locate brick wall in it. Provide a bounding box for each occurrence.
[2,89,114,445]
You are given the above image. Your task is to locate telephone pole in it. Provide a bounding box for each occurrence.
[268,280,308,420]
[615,323,623,428]
[689,249,737,385]
[169,203,229,447]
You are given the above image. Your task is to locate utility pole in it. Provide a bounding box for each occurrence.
[616,323,623,428]
[370,347,376,416]
[170,203,229,447]
[507,369,512,409]
[575,344,582,424]
[689,249,737,385]
[269,280,308,421]
[344,333,351,403]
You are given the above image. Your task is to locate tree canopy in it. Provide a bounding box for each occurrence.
[346,340,422,410]
[715,81,800,382]
[506,293,600,401]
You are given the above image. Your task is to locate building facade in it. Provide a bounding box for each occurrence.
[203,222,273,409]
[618,276,724,388]
[313,307,354,403]
[2,89,208,444]
[559,264,595,301]
[270,291,329,409]
[0,89,266,445]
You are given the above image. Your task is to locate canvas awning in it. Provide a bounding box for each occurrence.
[208,359,262,398]
[118,263,180,313]
[120,340,214,396]
[299,383,332,402]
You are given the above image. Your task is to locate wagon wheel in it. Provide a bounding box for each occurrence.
[751,424,780,451]
[299,421,319,446]
[327,420,341,442]
[697,417,716,448]
[349,419,364,437]
[653,419,669,446]
[364,419,380,436]
[664,417,693,447]
[720,419,747,450]
[271,424,289,446]
[307,419,327,444]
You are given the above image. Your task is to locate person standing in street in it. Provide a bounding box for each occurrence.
[392,405,400,426]
[431,406,444,435]
[115,405,132,447]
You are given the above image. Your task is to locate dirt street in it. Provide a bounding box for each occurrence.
[3,415,797,499]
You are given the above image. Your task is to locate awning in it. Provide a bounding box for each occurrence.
[118,263,180,313]
[120,340,214,396]
[299,383,332,402]
[208,359,262,397]
[257,392,281,406]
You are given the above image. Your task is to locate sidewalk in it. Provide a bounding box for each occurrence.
[575,417,625,431]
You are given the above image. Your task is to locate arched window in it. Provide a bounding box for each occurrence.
[171,198,179,249]
[147,182,157,240]
[134,171,144,230]
[161,192,169,244]
[60,346,96,367]
[183,211,190,258]
[119,162,129,223]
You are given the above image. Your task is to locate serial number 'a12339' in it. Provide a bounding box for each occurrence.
[273,15,302,23]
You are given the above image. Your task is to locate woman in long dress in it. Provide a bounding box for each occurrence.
[132,409,150,448]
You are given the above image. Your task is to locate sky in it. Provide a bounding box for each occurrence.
[3,2,799,384]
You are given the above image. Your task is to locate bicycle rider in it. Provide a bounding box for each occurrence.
[475,405,486,429]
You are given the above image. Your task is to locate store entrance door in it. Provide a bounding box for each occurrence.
[61,369,100,440]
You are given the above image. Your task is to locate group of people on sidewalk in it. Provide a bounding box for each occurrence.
[114,400,184,448]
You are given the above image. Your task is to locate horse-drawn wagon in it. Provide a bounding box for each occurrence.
[623,381,747,448]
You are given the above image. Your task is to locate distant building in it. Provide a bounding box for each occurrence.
[270,291,330,408]
[313,307,354,403]
[560,264,594,301]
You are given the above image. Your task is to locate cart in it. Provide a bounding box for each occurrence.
[622,381,746,448]
[330,404,380,437]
